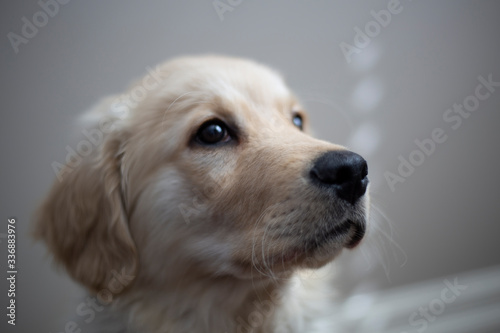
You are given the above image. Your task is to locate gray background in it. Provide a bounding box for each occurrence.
[1,1,499,332]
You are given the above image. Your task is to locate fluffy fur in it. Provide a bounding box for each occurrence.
[35,55,369,333]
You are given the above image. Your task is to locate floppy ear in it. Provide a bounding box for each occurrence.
[35,129,137,293]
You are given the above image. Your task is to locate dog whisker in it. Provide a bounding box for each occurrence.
[353,198,407,281]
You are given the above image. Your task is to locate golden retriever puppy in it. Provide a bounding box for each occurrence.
[35,55,369,333]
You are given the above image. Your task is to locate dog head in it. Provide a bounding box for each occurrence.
[35,55,369,292]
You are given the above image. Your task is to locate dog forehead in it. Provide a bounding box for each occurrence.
[125,57,301,152]
[160,56,291,105]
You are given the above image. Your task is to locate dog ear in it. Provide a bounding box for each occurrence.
[35,128,137,294]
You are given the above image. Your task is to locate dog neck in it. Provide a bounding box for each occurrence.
[115,271,300,333]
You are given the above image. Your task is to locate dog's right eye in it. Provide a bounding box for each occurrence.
[195,120,231,145]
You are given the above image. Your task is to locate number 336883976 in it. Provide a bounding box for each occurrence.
[7,218,16,267]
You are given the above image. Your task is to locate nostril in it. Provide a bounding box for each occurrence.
[309,167,320,183]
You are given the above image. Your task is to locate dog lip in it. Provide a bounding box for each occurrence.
[266,219,366,267]
[323,219,352,241]
[303,219,352,252]
[345,220,366,249]
[308,219,365,250]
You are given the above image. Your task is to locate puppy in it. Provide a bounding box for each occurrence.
[35,55,369,333]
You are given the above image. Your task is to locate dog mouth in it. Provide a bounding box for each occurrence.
[265,219,366,268]
[305,219,366,251]
[345,220,366,248]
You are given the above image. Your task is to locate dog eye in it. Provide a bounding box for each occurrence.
[292,114,303,131]
[196,120,230,145]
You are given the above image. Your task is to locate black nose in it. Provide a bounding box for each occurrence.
[310,150,369,204]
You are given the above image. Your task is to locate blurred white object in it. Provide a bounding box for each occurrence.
[347,122,381,157]
[329,265,500,333]
[350,76,384,113]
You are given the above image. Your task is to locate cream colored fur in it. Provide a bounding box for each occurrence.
[35,55,369,333]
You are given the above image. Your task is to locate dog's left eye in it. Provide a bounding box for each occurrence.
[195,120,231,145]
[292,114,303,131]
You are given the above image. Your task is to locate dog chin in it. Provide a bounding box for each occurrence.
[242,214,366,275]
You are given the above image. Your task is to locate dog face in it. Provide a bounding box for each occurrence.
[36,56,369,292]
